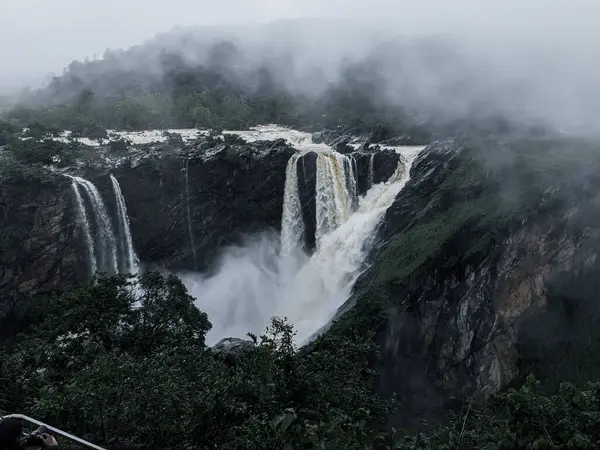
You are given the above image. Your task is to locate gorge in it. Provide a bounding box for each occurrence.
[5,126,423,346]
[3,122,600,446]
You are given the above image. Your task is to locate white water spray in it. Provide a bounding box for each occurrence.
[110,174,137,274]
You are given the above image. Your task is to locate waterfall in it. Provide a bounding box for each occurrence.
[110,175,137,274]
[70,180,97,277]
[281,153,305,256]
[368,153,375,187]
[69,176,118,274]
[280,146,422,342]
[345,156,358,210]
[184,159,198,270]
[188,141,425,346]
[314,152,356,247]
[69,175,137,277]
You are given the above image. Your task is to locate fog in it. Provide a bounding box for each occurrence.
[3,0,600,131]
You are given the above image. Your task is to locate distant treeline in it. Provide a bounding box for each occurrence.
[2,38,529,141]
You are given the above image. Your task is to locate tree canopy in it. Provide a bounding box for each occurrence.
[2,272,600,449]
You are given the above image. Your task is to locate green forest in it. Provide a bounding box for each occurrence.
[3,272,600,449]
[1,40,524,143]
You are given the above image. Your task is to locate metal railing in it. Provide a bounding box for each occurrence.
[1,414,106,450]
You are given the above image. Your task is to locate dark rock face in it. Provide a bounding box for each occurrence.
[0,137,406,326]
[339,137,600,429]
[0,141,297,338]
[313,127,420,147]
[0,176,81,339]
[352,149,402,196]
[297,152,317,252]
[95,141,296,272]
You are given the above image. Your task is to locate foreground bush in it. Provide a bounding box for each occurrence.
[2,272,600,449]
[0,273,391,449]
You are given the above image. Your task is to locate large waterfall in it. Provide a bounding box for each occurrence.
[278,146,421,342]
[69,175,137,277]
[186,134,424,346]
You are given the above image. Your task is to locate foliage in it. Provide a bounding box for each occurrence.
[400,375,600,449]
[5,274,600,449]
[0,272,391,449]
[5,138,81,166]
[2,40,440,141]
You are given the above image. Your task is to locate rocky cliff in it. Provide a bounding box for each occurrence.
[332,136,600,428]
[0,136,401,326]
[0,174,81,339]
[92,140,296,272]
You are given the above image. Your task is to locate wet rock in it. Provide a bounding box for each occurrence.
[212,337,254,355]
[100,140,296,272]
[297,151,318,252]
[0,175,80,339]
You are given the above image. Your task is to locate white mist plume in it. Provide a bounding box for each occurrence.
[4,1,600,133]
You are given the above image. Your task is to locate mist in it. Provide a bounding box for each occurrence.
[3,0,600,133]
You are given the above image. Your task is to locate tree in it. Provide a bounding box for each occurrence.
[0,272,391,449]
[190,105,213,128]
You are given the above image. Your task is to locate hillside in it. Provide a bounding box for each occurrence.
[2,24,600,450]
[3,27,541,143]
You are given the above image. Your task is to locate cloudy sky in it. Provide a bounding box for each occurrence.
[1,0,599,92]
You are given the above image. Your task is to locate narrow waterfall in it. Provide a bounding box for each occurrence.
[110,175,137,274]
[70,180,97,277]
[368,153,375,187]
[345,156,359,210]
[184,159,198,270]
[281,153,305,256]
[69,176,118,274]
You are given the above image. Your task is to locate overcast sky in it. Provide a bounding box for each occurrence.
[1,0,600,92]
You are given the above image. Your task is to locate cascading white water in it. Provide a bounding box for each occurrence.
[345,156,359,210]
[314,152,357,247]
[186,134,424,346]
[69,176,118,274]
[110,174,138,274]
[281,153,305,256]
[368,153,375,188]
[70,180,97,277]
[278,146,422,343]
